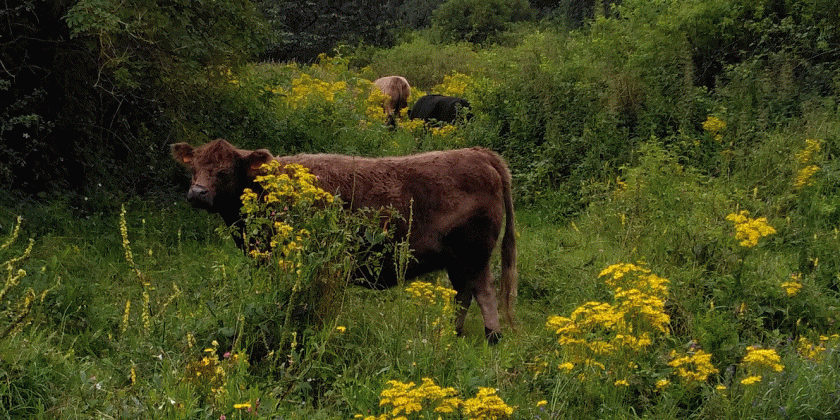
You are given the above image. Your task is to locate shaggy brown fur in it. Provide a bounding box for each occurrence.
[172,139,517,343]
[373,76,411,126]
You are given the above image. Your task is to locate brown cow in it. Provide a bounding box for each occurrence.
[373,76,411,127]
[172,139,517,343]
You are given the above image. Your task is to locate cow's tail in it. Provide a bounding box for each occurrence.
[489,149,518,330]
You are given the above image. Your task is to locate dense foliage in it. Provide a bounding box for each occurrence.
[2,0,840,418]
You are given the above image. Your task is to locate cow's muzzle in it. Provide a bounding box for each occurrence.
[187,185,214,209]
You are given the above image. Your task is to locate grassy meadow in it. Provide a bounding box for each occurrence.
[4,12,840,420]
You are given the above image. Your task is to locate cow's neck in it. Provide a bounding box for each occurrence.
[219,208,241,226]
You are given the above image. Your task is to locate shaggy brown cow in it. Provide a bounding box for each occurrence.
[373,76,411,126]
[172,139,517,343]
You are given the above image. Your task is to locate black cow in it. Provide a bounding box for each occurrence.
[409,94,471,125]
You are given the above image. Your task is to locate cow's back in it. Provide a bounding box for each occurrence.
[373,76,410,109]
[275,148,500,216]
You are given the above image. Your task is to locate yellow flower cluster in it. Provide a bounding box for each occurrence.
[270,73,347,109]
[314,52,345,74]
[406,280,458,335]
[407,281,457,306]
[241,161,335,265]
[545,263,670,376]
[795,138,821,164]
[224,68,240,86]
[121,299,131,334]
[434,72,471,97]
[183,341,248,404]
[702,116,726,142]
[739,346,784,385]
[797,334,839,361]
[430,125,457,138]
[667,349,718,384]
[462,387,515,420]
[781,273,803,296]
[356,378,513,420]
[794,139,822,190]
[256,162,334,206]
[364,84,390,123]
[725,210,776,248]
[209,65,241,87]
[600,263,670,333]
[0,216,33,309]
[119,205,151,333]
[794,165,820,190]
[781,281,802,296]
[119,205,137,271]
[401,118,426,133]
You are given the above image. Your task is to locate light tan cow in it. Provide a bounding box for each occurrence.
[373,76,411,126]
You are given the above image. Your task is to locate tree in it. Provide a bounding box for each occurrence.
[0,0,266,200]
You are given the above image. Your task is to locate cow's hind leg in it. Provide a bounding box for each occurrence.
[473,266,502,344]
[449,265,502,344]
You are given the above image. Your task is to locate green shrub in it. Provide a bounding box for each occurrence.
[431,0,535,44]
[370,37,480,90]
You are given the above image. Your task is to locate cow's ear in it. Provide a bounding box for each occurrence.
[244,149,274,176]
[171,143,194,165]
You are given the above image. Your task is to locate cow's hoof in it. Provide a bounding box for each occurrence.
[485,328,501,345]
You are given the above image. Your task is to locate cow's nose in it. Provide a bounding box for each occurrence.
[187,185,210,202]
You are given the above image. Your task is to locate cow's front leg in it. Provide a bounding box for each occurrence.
[454,288,473,337]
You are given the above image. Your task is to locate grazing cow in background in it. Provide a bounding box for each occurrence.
[409,94,471,125]
[373,76,411,126]
[172,139,517,343]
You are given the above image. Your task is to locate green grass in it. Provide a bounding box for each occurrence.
[2,168,839,419]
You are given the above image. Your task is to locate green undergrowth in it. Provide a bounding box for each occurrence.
[2,129,839,418]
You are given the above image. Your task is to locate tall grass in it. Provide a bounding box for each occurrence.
[2,122,839,418]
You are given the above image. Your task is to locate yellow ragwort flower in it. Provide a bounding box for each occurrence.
[462,387,514,419]
[668,349,719,384]
[798,335,839,360]
[742,346,784,373]
[433,72,471,98]
[726,210,776,248]
[741,375,762,385]
[795,139,822,164]
[702,116,726,142]
[794,165,820,190]
[781,281,802,297]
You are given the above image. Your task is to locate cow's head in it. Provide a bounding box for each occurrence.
[172,139,274,222]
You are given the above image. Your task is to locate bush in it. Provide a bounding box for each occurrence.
[431,0,535,44]
[370,37,480,91]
